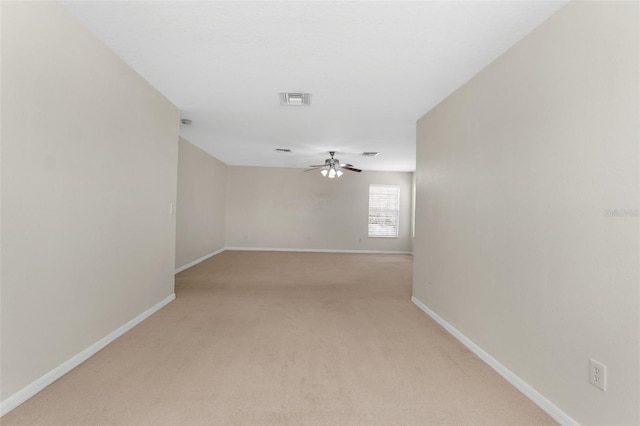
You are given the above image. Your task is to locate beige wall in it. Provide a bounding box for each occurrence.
[1,1,179,401]
[175,138,227,269]
[413,1,639,424]
[226,167,412,252]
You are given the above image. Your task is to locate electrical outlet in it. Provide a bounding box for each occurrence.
[589,359,606,391]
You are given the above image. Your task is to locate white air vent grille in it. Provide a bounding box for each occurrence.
[279,92,311,106]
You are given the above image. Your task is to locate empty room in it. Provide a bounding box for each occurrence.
[1,1,638,425]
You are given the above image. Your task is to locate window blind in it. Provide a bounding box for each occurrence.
[368,185,400,238]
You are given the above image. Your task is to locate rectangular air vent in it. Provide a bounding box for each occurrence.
[279,92,311,106]
[275,148,291,153]
[361,152,380,157]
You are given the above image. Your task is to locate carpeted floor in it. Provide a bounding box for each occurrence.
[2,251,555,425]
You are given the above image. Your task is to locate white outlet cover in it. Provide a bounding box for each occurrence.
[589,358,607,391]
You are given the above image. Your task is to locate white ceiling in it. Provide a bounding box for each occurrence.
[60,1,566,172]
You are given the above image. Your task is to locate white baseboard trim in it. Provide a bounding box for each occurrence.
[0,293,176,417]
[175,247,225,274]
[410,296,578,426]
[225,246,412,255]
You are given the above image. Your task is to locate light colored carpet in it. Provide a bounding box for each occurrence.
[2,251,555,425]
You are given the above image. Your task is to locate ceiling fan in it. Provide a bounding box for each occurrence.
[305,151,362,178]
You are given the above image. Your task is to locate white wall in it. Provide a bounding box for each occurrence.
[1,1,179,402]
[413,1,639,424]
[226,167,412,252]
[175,138,227,269]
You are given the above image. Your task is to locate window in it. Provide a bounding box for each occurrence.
[368,185,400,238]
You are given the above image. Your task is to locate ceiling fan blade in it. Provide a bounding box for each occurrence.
[339,163,354,167]
[340,165,362,173]
[304,167,324,172]
[308,164,326,168]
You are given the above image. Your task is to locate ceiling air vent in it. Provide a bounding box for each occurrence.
[279,92,311,106]
[275,148,291,153]
[361,152,380,157]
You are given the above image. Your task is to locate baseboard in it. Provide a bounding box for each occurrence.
[225,246,412,255]
[175,247,225,274]
[410,296,578,426]
[0,293,176,417]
